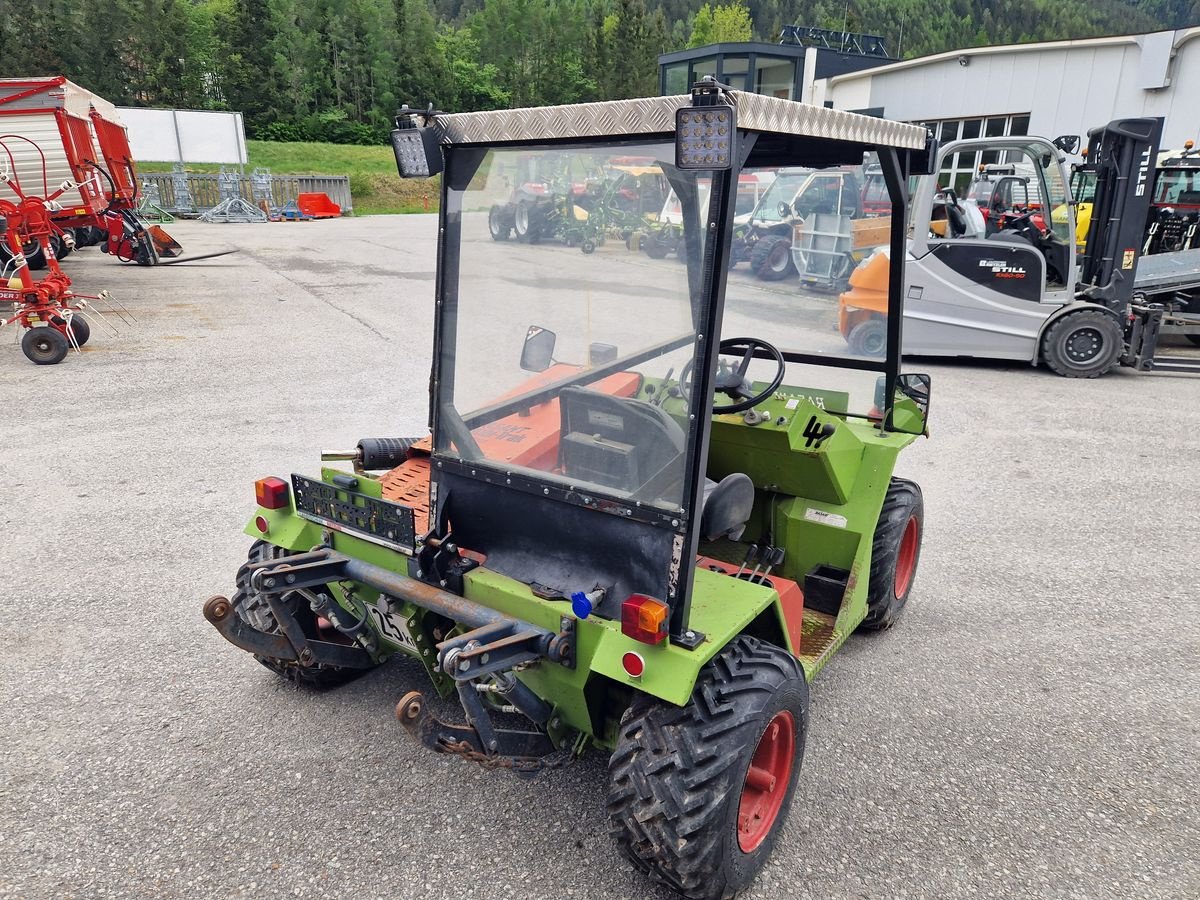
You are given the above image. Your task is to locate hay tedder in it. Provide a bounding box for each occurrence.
[0,134,132,364]
[0,76,180,267]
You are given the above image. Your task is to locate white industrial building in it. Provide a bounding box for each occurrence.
[818,27,1200,158]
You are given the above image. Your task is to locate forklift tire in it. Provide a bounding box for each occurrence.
[749,235,795,281]
[1040,309,1123,378]
[608,635,808,900]
[488,205,512,241]
[232,540,374,689]
[21,327,69,365]
[847,318,887,357]
[859,478,923,632]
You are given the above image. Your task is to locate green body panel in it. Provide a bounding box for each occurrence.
[238,376,918,749]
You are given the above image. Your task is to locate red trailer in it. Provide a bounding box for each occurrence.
[0,76,179,266]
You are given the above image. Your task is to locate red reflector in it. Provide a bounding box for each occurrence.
[622,651,645,678]
[255,476,289,510]
[254,515,269,534]
[621,594,668,645]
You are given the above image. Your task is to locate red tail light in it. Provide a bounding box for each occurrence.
[255,476,290,510]
[621,594,669,645]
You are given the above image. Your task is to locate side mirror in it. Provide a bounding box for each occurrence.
[875,373,931,435]
[1052,134,1081,155]
[777,201,793,219]
[520,325,556,372]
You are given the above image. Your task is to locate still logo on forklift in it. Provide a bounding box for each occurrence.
[979,259,1026,278]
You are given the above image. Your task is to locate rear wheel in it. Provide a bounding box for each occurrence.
[21,327,69,365]
[514,200,540,243]
[608,635,808,899]
[643,234,669,259]
[859,478,923,631]
[232,540,375,688]
[749,234,795,281]
[1041,309,1123,378]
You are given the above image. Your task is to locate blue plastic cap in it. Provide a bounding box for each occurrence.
[571,591,592,619]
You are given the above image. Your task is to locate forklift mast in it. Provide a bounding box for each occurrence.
[1078,117,1163,308]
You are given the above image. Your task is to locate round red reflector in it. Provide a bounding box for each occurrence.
[254,515,269,534]
[622,651,645,678]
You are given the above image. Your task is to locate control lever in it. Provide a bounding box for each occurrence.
[736,543,761,579]
[759,547,785,582]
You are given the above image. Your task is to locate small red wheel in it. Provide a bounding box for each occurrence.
[893,514,920,598]
[737,709,796,852]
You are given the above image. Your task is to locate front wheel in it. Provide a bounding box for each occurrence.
[608,635,808,899]
[859,478,923,631]
[846,317,887,357]
[1040,309,1123,378]
[749,234,795,281]
[488,205,512,241]
[22,327,69,365]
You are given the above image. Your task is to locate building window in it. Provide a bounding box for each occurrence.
[755,57,795,99]
[916,113,1033,193]
[664,63,688,95]
[719,55,749,92]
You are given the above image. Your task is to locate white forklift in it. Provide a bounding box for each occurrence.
[840,117,1200,376]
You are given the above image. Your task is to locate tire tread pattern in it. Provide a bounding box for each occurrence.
[859,477,923,631]
[607,635,806,900]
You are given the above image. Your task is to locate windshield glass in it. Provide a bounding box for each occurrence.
[1153,168,1200,205]
[439,142,711,513]
[719,160,897,418]
[1071,169,1097,203]
[752,169,813,223]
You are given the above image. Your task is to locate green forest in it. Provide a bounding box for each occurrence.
[4,0,1198,143]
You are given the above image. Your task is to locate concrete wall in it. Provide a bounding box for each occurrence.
[824,29,1200,150]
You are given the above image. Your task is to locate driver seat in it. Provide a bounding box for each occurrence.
[558,387,754,539]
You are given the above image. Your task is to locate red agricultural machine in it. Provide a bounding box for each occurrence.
[0,76,180,267]
[0,161,128,364]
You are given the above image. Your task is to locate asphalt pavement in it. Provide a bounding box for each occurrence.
[1,217,1197,900]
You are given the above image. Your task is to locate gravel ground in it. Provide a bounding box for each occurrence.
[1,217,1197,900]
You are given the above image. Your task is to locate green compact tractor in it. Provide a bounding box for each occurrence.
[205,84,935,898]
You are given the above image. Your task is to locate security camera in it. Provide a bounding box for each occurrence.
[957,55,970,67]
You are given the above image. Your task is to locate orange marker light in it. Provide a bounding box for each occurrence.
[621,594,669,645]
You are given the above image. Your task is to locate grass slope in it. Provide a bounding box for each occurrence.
[139,141,439,215]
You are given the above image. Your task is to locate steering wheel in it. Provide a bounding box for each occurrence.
[1000,210,1047,243]
[934,188,962,210]
[678,338,786,414]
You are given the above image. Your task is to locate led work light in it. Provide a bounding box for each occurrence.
[675,78,736,170]
[391,104,443,178]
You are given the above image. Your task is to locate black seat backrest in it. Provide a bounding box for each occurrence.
[558,386,685,495]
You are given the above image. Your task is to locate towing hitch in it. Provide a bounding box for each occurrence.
[241,547,576,673]
[396,691,571,777]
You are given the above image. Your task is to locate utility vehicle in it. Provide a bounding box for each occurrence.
[205,84,935,898]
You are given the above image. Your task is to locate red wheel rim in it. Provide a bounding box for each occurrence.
[894,515,920,598]
[736,710,795,853]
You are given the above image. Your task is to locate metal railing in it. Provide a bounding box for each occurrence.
[139,170,353,217]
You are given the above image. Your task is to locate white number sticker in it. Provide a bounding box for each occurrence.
[366,603,418,653]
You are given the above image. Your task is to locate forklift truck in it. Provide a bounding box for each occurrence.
[840,117,1200,376]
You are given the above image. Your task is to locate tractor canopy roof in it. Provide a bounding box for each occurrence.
[419,91,926,637]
